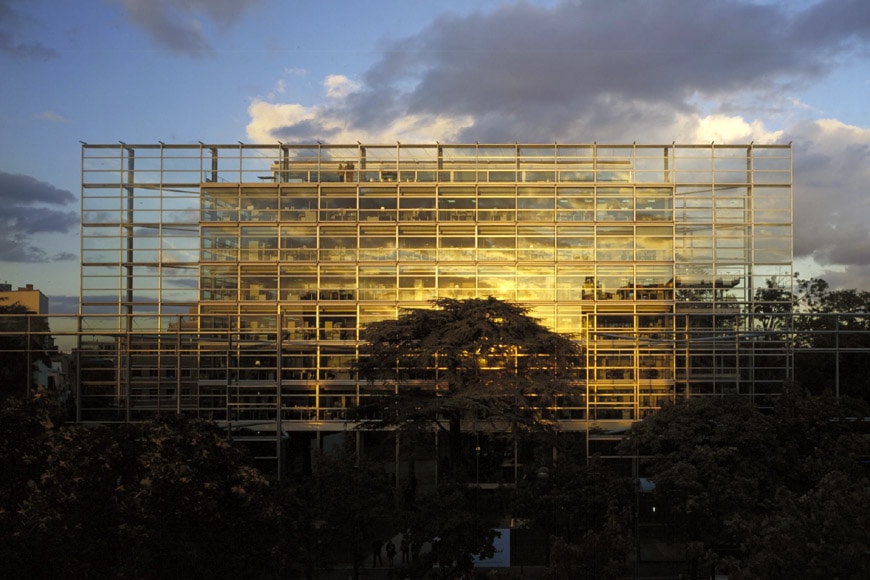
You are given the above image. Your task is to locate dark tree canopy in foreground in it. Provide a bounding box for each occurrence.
[0,404,282,579]
[354,297,582,471]
[620,391,870,578]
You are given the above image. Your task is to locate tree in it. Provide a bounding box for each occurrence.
[304,450,394,580]
[752,277,795,331]
[0,301,52,400]
[400,482,502,579]
[619,397,777,574]
[547,507,633,580]
[354,297,582,478]
[512,456,633,578]
[514,456,631,543]
[618,393,870,577]
[1,411,283,579]
[0,392,66,548]
[793,277,870,401]
[729,471,870,579]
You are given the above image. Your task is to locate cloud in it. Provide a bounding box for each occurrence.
[248,0,868,144]
[245,0,870,288]
[791,119,870,287]
[110,0,262,57]
[324,75,360,101]
[33,111,69,123]
[688,115,783,144]
[0,0,58,59]
[0,171,78,262]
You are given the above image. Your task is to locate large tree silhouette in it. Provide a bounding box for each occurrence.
[354,297,582,477]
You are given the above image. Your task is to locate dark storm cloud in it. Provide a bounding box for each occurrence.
[0,0,58,59]
[281,0,867,143]
[273,119,342,142]
[247,1,870,287]
[789,0,870,48]
[793,129,870,265]
[112,0,262,57]
[314,0,870,288]
[0,171,78,262]
[0,171,75,205]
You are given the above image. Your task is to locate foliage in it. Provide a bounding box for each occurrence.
[354,297,582,475]
[546,505,633,580]
[0,302,52,400]
[400,482,502,579]
[751,277,795,331]
[793,277,870,401]
[729,471,870,579]
[304,450,395,580]
[0,392,65,546]
[513,456,631,545]
[1,407,284,579]
[619,392,870,575]
[512,454,633,579]
[621,397,776,546]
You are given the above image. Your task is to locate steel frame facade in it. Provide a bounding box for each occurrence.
[74,142,794,440]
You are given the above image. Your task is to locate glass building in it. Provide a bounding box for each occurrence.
[78,143,793,454]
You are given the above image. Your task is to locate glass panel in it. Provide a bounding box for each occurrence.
[518,225,554,261]
[319,226,357,261]
[280,226,317,261]
[281,187,319,221]
[556,225,593,260]
[359,225,397,261]
[596,265,634,300]
[517,187,554,221]
[399,190,436,221]
[240,187,278,221]
[399,264,436,301]
[201,226,238,261]
[398,224,436,261]
[202,186,238,221]
[438,224,476,261]
[516,265,554,301]
[557,264,594,300]
[478,265,515,300]
[359,188,397,222]
[319,264,359,301]
[280,265,317,300]
[596,187,633,221]
[438,264,476,299]
[320,192,357,222]
[438,187,476,221]
[240,226,277,260]
[556,187,594,221]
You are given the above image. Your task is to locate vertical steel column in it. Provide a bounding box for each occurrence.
[276,311,284,480]
[835,314,840,400]
[176,314,182,415]
[226,315,233,441]
[210,147,218,183]
[124,146,135,422]
[25,315,32,398]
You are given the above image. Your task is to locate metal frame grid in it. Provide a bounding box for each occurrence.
[74,143,793,437]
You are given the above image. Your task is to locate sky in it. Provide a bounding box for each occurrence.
[0,0,868,314]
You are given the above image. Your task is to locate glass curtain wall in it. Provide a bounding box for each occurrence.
[79,143,792,427]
